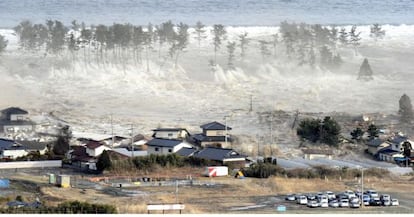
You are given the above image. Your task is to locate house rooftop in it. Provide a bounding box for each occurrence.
[367,138,386,147]
[16,140,50,151]
[193,147,246,161]
[302,148,334,155]
[152,128,188,132]
[200,121,232,131]
[176,147,197,157]
[85,141,103,149]
[1,107,28,116]
[72,132,127,142]
[146,138,184,148]
[389,135,409,145]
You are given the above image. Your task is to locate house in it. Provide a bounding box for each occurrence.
[68,146,96,170]
[146,138,193,155]
[377,147,403,162]
[152,128,190,140]
[366,138,389,156]
[16,140,50,155]
[0,138,28,159]
[388,135,413,152]
[0,107,34,136]
[111,148,148,158]
[302,148,334,160]
[85,141,111,157]
[71,132,128,147]
[193,147,247,167]
[193,121,232,148]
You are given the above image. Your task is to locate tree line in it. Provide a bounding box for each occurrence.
[4,20,387,71]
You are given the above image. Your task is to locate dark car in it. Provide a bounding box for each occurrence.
[369,198,382,206]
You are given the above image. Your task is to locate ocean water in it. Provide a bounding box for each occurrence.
[0,0,413,28]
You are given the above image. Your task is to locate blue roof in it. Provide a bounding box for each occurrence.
[147,138,184,147]
[194,147,246,161]
[377,148,399,155]
[0,138,20,150]
[200,121,232,130]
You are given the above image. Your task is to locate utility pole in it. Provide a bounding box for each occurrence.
[361,167,364,208]
[110,114,114,148]
[249,95,253,112]
[270,113,273,156]
[224,116,228,148]
[130,124,134,158]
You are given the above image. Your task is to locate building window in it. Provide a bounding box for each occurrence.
[168,133,173,137]
[168,149,172,153]
[6,127,14,132]
[155,148,159,152]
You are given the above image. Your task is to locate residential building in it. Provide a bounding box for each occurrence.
[388,135,413,152]
[193,147,246,167]
[152,128,190,140]
[0,107,34,136]
[175,147,197,157]
[377,147,403,162]
[0,138,28,159]
[366,138,389,156]
[193,121,232,148]
[146,138,193,155]
[85,141,111,157]
[302,148,334,160]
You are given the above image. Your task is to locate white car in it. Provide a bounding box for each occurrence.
[307,200,319,208]
[297,195,308,205]
[391,199,399,206]
[381,194,391,201]
[325,191,336,200]
[319,201,329,208]
[317,195,329,203]
[349,196,360,203]
[366,190,379,198]
[285,194,296,201]
[382,199,391,206]
[329,200,339,208]
[349,201,360,208]
[339,199,349,207]
[344,190,356,199]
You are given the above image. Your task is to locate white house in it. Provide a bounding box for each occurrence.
[388,135,413,152]
[146,139,193,155]
[366,138,389,156]
[302,148,334,160]
[0,107,34,136]
[85,142,111,157]
[0,138,28,159]
[193,121,233,148]
[152,128,190,140]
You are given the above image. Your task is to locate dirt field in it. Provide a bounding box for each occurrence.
[1,168,413,214]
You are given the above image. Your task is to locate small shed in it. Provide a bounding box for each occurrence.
[48,174,56,184]
[302,148,334,160]
[56,175,71,188]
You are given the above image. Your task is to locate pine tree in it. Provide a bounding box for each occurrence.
[367,124,379,139]
[238,32,249,59]
[350,127,364,141]
[349,25,361,56]
[226,41,236,70]
[211,24,226,65]
[194,21,207,49]
[399,94,414,123]
[96,150,112,172]
[370,23,385,41]
[338,27,348,46]
[0,35,7,54]
[357,58,373,80]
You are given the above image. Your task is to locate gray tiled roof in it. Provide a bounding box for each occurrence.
[200,121,232,130]
[0,138,25,150]
[176,147,197,157]
[193,134,232,142]
[193,147,246,161]
[366,138,385,147]
[389,136,409,145]
[15,140,50,151]
[147,138,184,147]
[152,128,187,132]
[1,107,28,115]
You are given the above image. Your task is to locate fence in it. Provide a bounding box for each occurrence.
[0,160,62,169]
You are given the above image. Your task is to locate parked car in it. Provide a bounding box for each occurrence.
[369,198,382,206]
[319,201,329,208]
[382,199,391,206]
[380,194,391,201]
[391,198,399,206]
[329,200,339,208]
[349,201,360,208]
[339,199,349,207]
[306,194,316,200]
[363,195,371,206]
[285,194,296,201]
[317,195,329,204]
[307,200,319,208]
[325,191,336,200]
[344,190,356,199]
[297,195,308,205]
[349,196,359,204]
[366,190,379,198]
